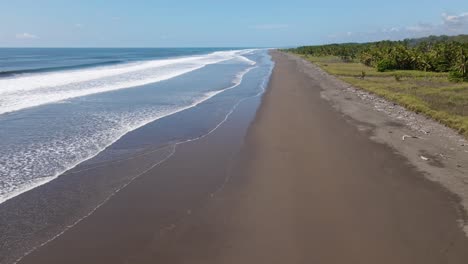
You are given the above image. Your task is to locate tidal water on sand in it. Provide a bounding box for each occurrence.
[0,48,271,204]
[0,48,273,264]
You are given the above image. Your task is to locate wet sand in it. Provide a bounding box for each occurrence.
[17,51,468,264]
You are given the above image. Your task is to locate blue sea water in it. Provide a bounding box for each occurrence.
[0,48,233,76]
[0,48,273,204]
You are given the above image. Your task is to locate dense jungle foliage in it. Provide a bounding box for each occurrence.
[288,35,468,82]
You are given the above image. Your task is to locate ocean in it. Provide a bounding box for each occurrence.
[0,48,273,205]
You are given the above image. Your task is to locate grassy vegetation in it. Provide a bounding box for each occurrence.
[287,35,468,82]
[300,55,468,137]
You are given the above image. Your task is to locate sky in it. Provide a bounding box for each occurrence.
[0,0,468,47]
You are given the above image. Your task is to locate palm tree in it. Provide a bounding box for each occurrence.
[454,48,468,79]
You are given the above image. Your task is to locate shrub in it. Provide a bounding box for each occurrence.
[360,52,374,67]
[449,70,467,82]
[377,58,397,72]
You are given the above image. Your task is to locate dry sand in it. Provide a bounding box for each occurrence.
[17,51,468,264]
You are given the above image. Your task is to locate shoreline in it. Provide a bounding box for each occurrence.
[5,50,468,263]
[14,79,266,264]
[0,54,272,264]
[0,63,256,206]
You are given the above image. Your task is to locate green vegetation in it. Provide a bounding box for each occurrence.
[286,52,468,137]
[287,35,468,82]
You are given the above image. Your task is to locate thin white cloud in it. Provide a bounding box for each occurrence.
[15,33,38,39]
[405,22,434,33]
[74,23,84,28]
[251,24,289,30]
[382,27,400,33]
[442,12,468,31]
[327,11,468,43]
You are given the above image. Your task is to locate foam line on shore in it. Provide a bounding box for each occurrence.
[12,56,273,264]
[0,49,256,115]
[0,64,256,205]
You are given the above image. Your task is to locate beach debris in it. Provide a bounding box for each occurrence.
[402,134,419,141]
[420,156,429,161]
[437,153,451,160]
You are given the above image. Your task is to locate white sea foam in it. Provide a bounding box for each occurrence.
[0,49,256,115]
[0,62,257,205]
[6,50,273,264]
[11,58,273,264]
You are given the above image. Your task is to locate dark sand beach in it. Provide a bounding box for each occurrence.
[15,51,468,264]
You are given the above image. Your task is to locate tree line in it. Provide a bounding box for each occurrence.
[287,35,468,81]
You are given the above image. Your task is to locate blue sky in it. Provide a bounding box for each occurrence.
[1,0,468,47]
